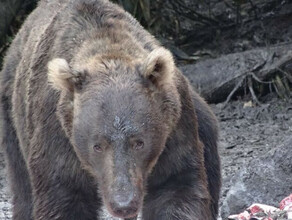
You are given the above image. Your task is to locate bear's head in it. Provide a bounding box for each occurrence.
[48,47,181,219]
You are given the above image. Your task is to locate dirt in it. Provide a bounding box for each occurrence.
[213,94,292,212]
[0,93,292,219]
[0,150,11,219]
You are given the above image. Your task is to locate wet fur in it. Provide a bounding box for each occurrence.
[0,0,221,219]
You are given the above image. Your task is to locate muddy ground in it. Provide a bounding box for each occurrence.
[0,93,292,219]
[214,94,292,215]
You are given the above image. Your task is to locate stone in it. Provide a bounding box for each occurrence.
[221,137,292,219]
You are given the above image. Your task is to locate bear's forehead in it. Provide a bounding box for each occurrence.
[113,116,137,131]
[100,116,141,141]
[113,116,140,134]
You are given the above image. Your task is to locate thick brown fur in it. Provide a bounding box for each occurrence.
[0,0,221,219]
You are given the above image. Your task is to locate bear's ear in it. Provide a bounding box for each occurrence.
[48,58,85,92]
[142,48,175,88]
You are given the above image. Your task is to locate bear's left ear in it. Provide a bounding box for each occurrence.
[142,48,175,88]
[48,58,85,92]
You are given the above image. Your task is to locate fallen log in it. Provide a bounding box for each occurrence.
[179,42,292,103]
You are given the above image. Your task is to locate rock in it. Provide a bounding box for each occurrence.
[220,137,292,219]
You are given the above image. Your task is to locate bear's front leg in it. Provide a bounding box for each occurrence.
[29,161,100,220]
[142,174,211,220]
[27,136,101,220]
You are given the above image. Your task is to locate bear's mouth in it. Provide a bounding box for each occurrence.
[110,207,139,219]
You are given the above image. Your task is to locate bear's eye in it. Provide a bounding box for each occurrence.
[93,144,103,153]
[134,141,144,150]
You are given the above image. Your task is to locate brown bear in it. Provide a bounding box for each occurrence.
[0,0,221,219]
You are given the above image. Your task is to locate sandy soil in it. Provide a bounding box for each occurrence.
[1,93,292,219]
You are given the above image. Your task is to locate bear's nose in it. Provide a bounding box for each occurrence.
[110,193,139,218]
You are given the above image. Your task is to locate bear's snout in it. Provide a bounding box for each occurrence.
[106,174,142,218]
[110,193,139,218]
[108,190,140,218]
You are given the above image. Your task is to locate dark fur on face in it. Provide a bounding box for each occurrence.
[48,51,181,218]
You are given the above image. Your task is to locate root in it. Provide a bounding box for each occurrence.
[223,70,291,107]
[248,76,261,105]
[223,76,245,108]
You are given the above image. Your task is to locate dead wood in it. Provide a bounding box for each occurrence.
[180,42,292,103]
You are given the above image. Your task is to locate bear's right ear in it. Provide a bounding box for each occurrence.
[48,58,85,92]
[142,48,175,88]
